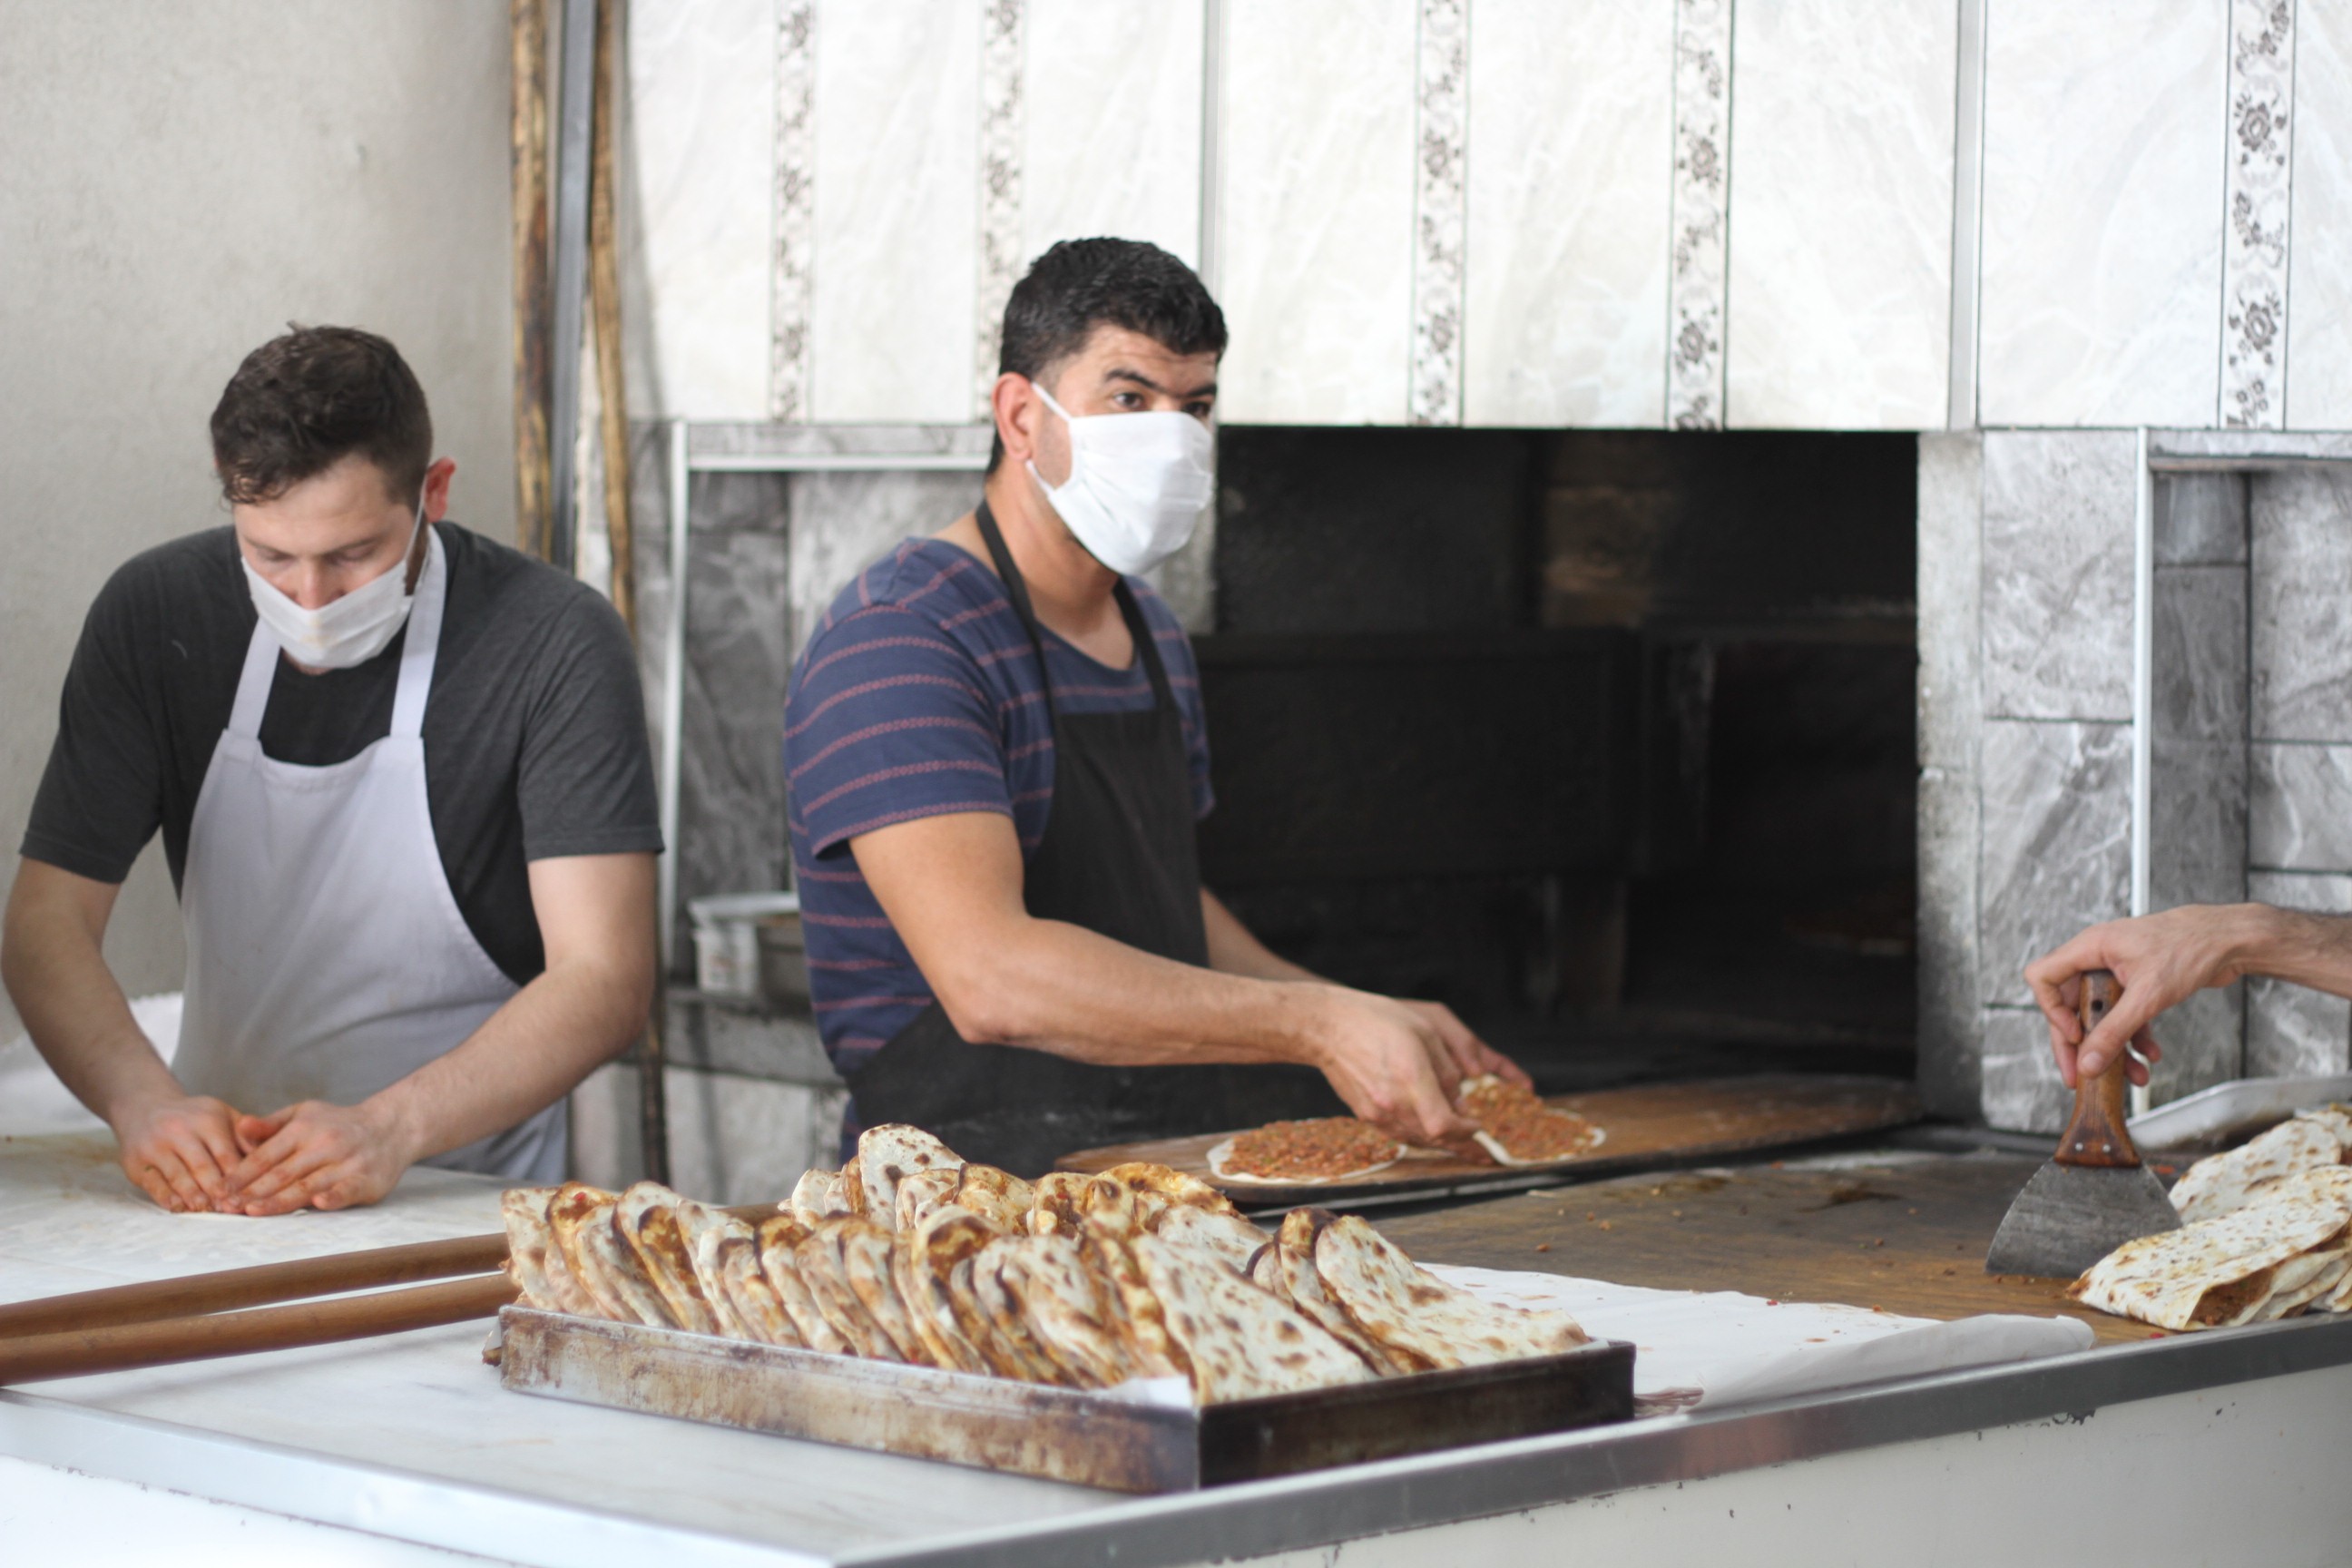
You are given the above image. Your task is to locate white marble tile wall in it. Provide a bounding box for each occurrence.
[771,2,816,419]
[1977,0,2229,427]
[808,2,980,424]
[1461,0,1672,428]
[2217,0,2295,429]
[1021,0,1205,270]
[1664,0,1732,429]
[1407,0,1470,426]
[1724,0,1957,430]
[2249,467,2352,741]
[2246,871,2352,1076]
[622,0,776,419]
[2288,3,2352,430]
[1216,0,1417,425]
[1977,430,2138,721]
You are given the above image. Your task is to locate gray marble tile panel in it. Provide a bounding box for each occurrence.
[2152,473,2247,566]
[2249,467,2352,741]
[787,469,985,656]
[2244,872,2352,1076]
[2151,567,2248,743]
[2151,431,2352,462]
[665,998,838,1085]
[566,1062,848,1200]
[2143,982,2243,1102]
[1980,430,2137,722]
[1980,1004,2070,1135]
[2249,742,2352,871]
[1978,719,2132,1007]
[2150,740,2248,910]
[1916,434,1982,1120]
[2247,977,2352,1077]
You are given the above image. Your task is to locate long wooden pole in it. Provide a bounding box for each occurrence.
[0,1277,519,1386]
[590,0,633,634]
[511,0,554,559]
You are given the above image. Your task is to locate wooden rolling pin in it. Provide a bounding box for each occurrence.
[0,1275,518,1385]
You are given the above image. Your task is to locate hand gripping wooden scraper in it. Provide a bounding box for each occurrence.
[1984,970,2181,1278]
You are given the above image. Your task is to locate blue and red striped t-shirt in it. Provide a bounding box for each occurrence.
[783,536,1212,1078]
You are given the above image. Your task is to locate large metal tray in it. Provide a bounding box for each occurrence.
[498,1306,1634,1494]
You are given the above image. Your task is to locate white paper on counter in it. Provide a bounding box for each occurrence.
[1429,1263,2093,1411]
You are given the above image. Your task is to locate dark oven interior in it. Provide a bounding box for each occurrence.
[1198,428,1918,1093]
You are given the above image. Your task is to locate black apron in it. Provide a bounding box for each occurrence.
[845,501,1340,1177]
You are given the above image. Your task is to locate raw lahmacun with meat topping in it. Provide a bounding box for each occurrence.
[1456,1074,1606,1166]
[1207,1118,1404,1184]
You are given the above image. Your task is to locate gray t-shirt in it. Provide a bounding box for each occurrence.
[21,521,662,985]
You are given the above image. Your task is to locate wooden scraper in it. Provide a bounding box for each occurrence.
[1984,970,2182,1279]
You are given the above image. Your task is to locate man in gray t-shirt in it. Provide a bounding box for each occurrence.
[1,326,661,1211]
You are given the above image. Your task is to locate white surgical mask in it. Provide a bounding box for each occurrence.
[1026,384,1215,575]
[241,496,428,670]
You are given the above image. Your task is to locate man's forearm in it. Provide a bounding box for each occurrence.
[1,861,180,1122]
[362,954,647,1165]
[946,911,1337,1071]
[2241,905,2352,998]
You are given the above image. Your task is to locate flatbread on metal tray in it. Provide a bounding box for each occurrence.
[892,1168,963,1234]
[757,1214,851,1354]
[836,1218,933,1363]
[579,1200,678,1328]
[1128,1234,1372,1404]
[1079,1174,1142,1239]
[1028,1171,1091,1238]
[2071,1179,2352,1330]
[1312,1210,1589,1368]
[1082,1231,1190,1380]
[796,1220,903,1359]
[992,1236,1132,1388]
[967,1240,1068,1384]
[676,1200,755,1338]
[892,1207,997,1374]
[858,1124,962,1220]
[713,1232,802,1346]
[1147,1202,1268,1276]
[503,1186,599,1316]
[2170,1114,2349,1222]
[1274,1210,1419,1375]
[617,1182,725,1336]
[789,1168,852,1228]
[2249,1244,2352,1321]
[955,1163,1034,1232]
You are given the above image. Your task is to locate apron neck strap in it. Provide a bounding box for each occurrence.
[973,497,1173,713]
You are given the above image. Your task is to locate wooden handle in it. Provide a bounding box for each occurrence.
[0,1231,508,1339]
[0,1275,516,1385]
[2055,970,2141,1168]
[0,1204,773,1340]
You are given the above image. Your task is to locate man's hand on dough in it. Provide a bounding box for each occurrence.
[110,1092,247,1212]
[218,1099,417,1215]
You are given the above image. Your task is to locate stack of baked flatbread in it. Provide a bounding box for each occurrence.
[2071,1107,2352,1331]
[503,1123,1586,1404]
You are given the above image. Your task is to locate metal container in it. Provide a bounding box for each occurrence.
[686,891,799,999]
[755,912,808,1009]
[498,1307,1634,1494]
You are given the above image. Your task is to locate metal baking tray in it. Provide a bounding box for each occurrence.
[497,1306,1634,1494]
[2129,1073,2352,1152]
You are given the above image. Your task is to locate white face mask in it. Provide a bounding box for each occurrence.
[240,496,427,670]
[1025,383,1216,576]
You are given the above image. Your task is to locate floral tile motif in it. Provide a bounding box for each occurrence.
[769,0,817,423]
[975,0,1026,417]
[2221,0,2295,430]
[1409,0,1469,427]
[1667,0,1732,431]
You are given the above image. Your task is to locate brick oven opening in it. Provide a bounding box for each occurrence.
[1199,428,1918,1093]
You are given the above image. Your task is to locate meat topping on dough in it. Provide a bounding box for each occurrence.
[1218,1119,1403,1181]
[1457,1076,1603,1164]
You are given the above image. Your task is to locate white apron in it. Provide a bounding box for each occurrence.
[173,535,565,1180]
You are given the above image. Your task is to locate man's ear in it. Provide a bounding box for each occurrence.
[990,374,1042,469]
[421,457,457,523]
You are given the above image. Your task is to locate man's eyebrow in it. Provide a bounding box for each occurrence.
[1103,366,1219,399]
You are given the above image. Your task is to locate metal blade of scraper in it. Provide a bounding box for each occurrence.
[1985,970,2182,1279]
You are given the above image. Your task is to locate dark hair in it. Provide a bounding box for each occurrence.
[209,325,433,506]
[990,239,1226,472]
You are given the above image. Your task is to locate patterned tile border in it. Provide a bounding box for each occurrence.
[1666,0,1732,430]
[1408,0,1468,427]
[2220,0,2296,430]
[975,0,1026,417]
[769,0,817,423]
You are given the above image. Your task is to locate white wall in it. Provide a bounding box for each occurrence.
[0,2,517,1035]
